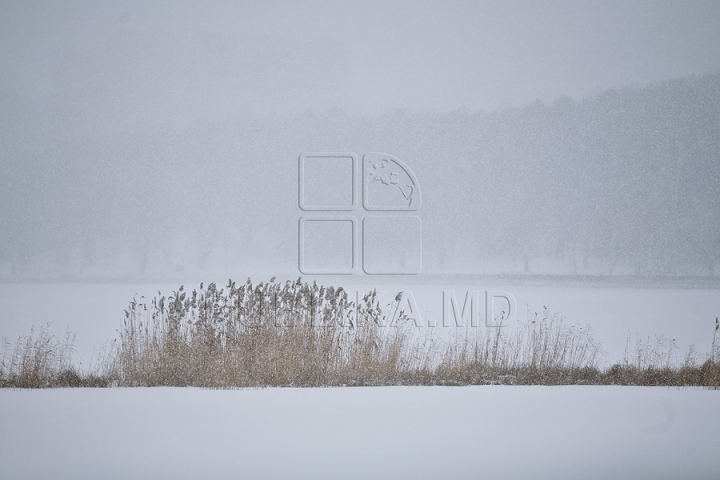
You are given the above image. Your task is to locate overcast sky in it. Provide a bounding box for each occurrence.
[2,0,720,119]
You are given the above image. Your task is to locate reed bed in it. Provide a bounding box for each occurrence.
[0,324,107,388]
[1,279,719,388]
[110,278,433,387]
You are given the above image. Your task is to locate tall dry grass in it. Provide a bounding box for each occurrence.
[2,279,719,388]
[108,279,435,387]
[434,308,604,385]
[601,318,720,387]
[0,324,106,388]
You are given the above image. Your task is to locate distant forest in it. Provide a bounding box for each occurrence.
[1,73,719,279]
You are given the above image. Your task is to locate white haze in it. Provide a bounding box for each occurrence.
[3,1,720,118]
[1,1,720,280]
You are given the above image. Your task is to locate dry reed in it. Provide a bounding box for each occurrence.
[2,280,718,389]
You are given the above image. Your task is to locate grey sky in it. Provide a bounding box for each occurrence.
[2,0,720,119]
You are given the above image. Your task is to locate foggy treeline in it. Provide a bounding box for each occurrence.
[1,73,719,280]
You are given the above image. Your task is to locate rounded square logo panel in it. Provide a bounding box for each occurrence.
[299,153,357,211]
[362,215,422,275]
[298,216,357,274]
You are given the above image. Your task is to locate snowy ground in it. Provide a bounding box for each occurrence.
[2,282,718,479]
[0,386,718,479]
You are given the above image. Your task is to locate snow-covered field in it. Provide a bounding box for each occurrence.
[2,283,719,478]
[0,385,718,479]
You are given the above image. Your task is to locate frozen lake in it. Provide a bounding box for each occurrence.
[1,280,718,368]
